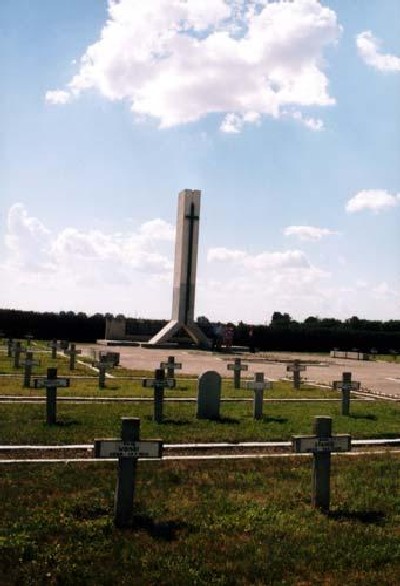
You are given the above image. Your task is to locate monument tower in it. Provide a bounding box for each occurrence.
[148,189,211,347]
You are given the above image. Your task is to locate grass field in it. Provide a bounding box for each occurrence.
[1,342,400,584]
[1,456,399,585]
[0,399,399,444]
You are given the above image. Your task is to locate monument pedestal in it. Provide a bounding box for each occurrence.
[148,319,211,348]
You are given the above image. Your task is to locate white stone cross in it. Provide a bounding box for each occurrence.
[21,350,40,388]
[247,372,273,420]
[332,372,361,415]
[227,358,249,389]
[33,368,70,425]
[65,343,82,370]
[293,416,351,511]
[142,369,175,422]
[287,360,307,389]
[94,418,162,528]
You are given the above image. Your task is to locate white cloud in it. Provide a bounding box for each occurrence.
[208,246,310,270]
[45,90,72,105]
[3,204,174,277]
[345,189,400,213]
[356,31,400,72]
[4,203,54,270]
[46,0,341,131]
[284,109,324,131]
[283,225,338,241]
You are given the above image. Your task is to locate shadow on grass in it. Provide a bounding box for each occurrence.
[349,413,377,421]
[132,514,191,541]
[101,385,121,391]
[158,418,192,426]
[216,417,241,425]
[262,416,288,424]
[48,419,81,427]
[328,509,386,525]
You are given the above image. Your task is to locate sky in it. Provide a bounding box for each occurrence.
[1,0,399,324]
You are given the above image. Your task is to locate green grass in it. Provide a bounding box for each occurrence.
[0,372,342,399]
[1,400,399,444]
[1,455,399,585]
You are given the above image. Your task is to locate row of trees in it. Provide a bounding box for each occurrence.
[0,309,399,352]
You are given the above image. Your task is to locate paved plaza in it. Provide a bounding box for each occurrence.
[89,344,400,398]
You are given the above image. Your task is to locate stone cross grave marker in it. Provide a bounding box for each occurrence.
[21,351,40,388]
[47,338,61,360]
[197,371,221,420]
[94,355,115,389]
[34,368,70,425]
[24,334,34,346]
[160,356,182,380]
[99,351,120,366]
[65,343,81,370]
[227,358,249,389]
[12,341,26,368]
[287,360,307,389]
[292,416,351,511]
[142,369,175,423]
[333,372,361,416]
[94,417,162,528]
[247,372,273,420]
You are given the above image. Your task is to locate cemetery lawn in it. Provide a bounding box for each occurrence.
[1,400,399,444]
[1,455,399,586]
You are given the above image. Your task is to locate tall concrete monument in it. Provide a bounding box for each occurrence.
[148,189,211,348]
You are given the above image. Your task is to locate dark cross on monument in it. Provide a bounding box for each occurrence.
[65,343,81,370]
[292,416,351,511]
[227,358,249,389]
[21,351,40,388]
[333,372,361,416]
[142,369,175,423]
[184,202,199,324]
[160,356,182,380]
[34,367,70,425]
[12,341,26,368]
[247,372,273,420]
[287,360,307,389]
[94,417,162,528]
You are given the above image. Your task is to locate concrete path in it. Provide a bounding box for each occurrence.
[79,345,400,398]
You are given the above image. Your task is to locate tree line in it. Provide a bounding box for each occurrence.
[0,309,399,353]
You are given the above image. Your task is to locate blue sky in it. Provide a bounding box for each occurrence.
[1,0,399,323]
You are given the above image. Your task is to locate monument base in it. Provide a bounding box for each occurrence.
[147,319,212,349]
